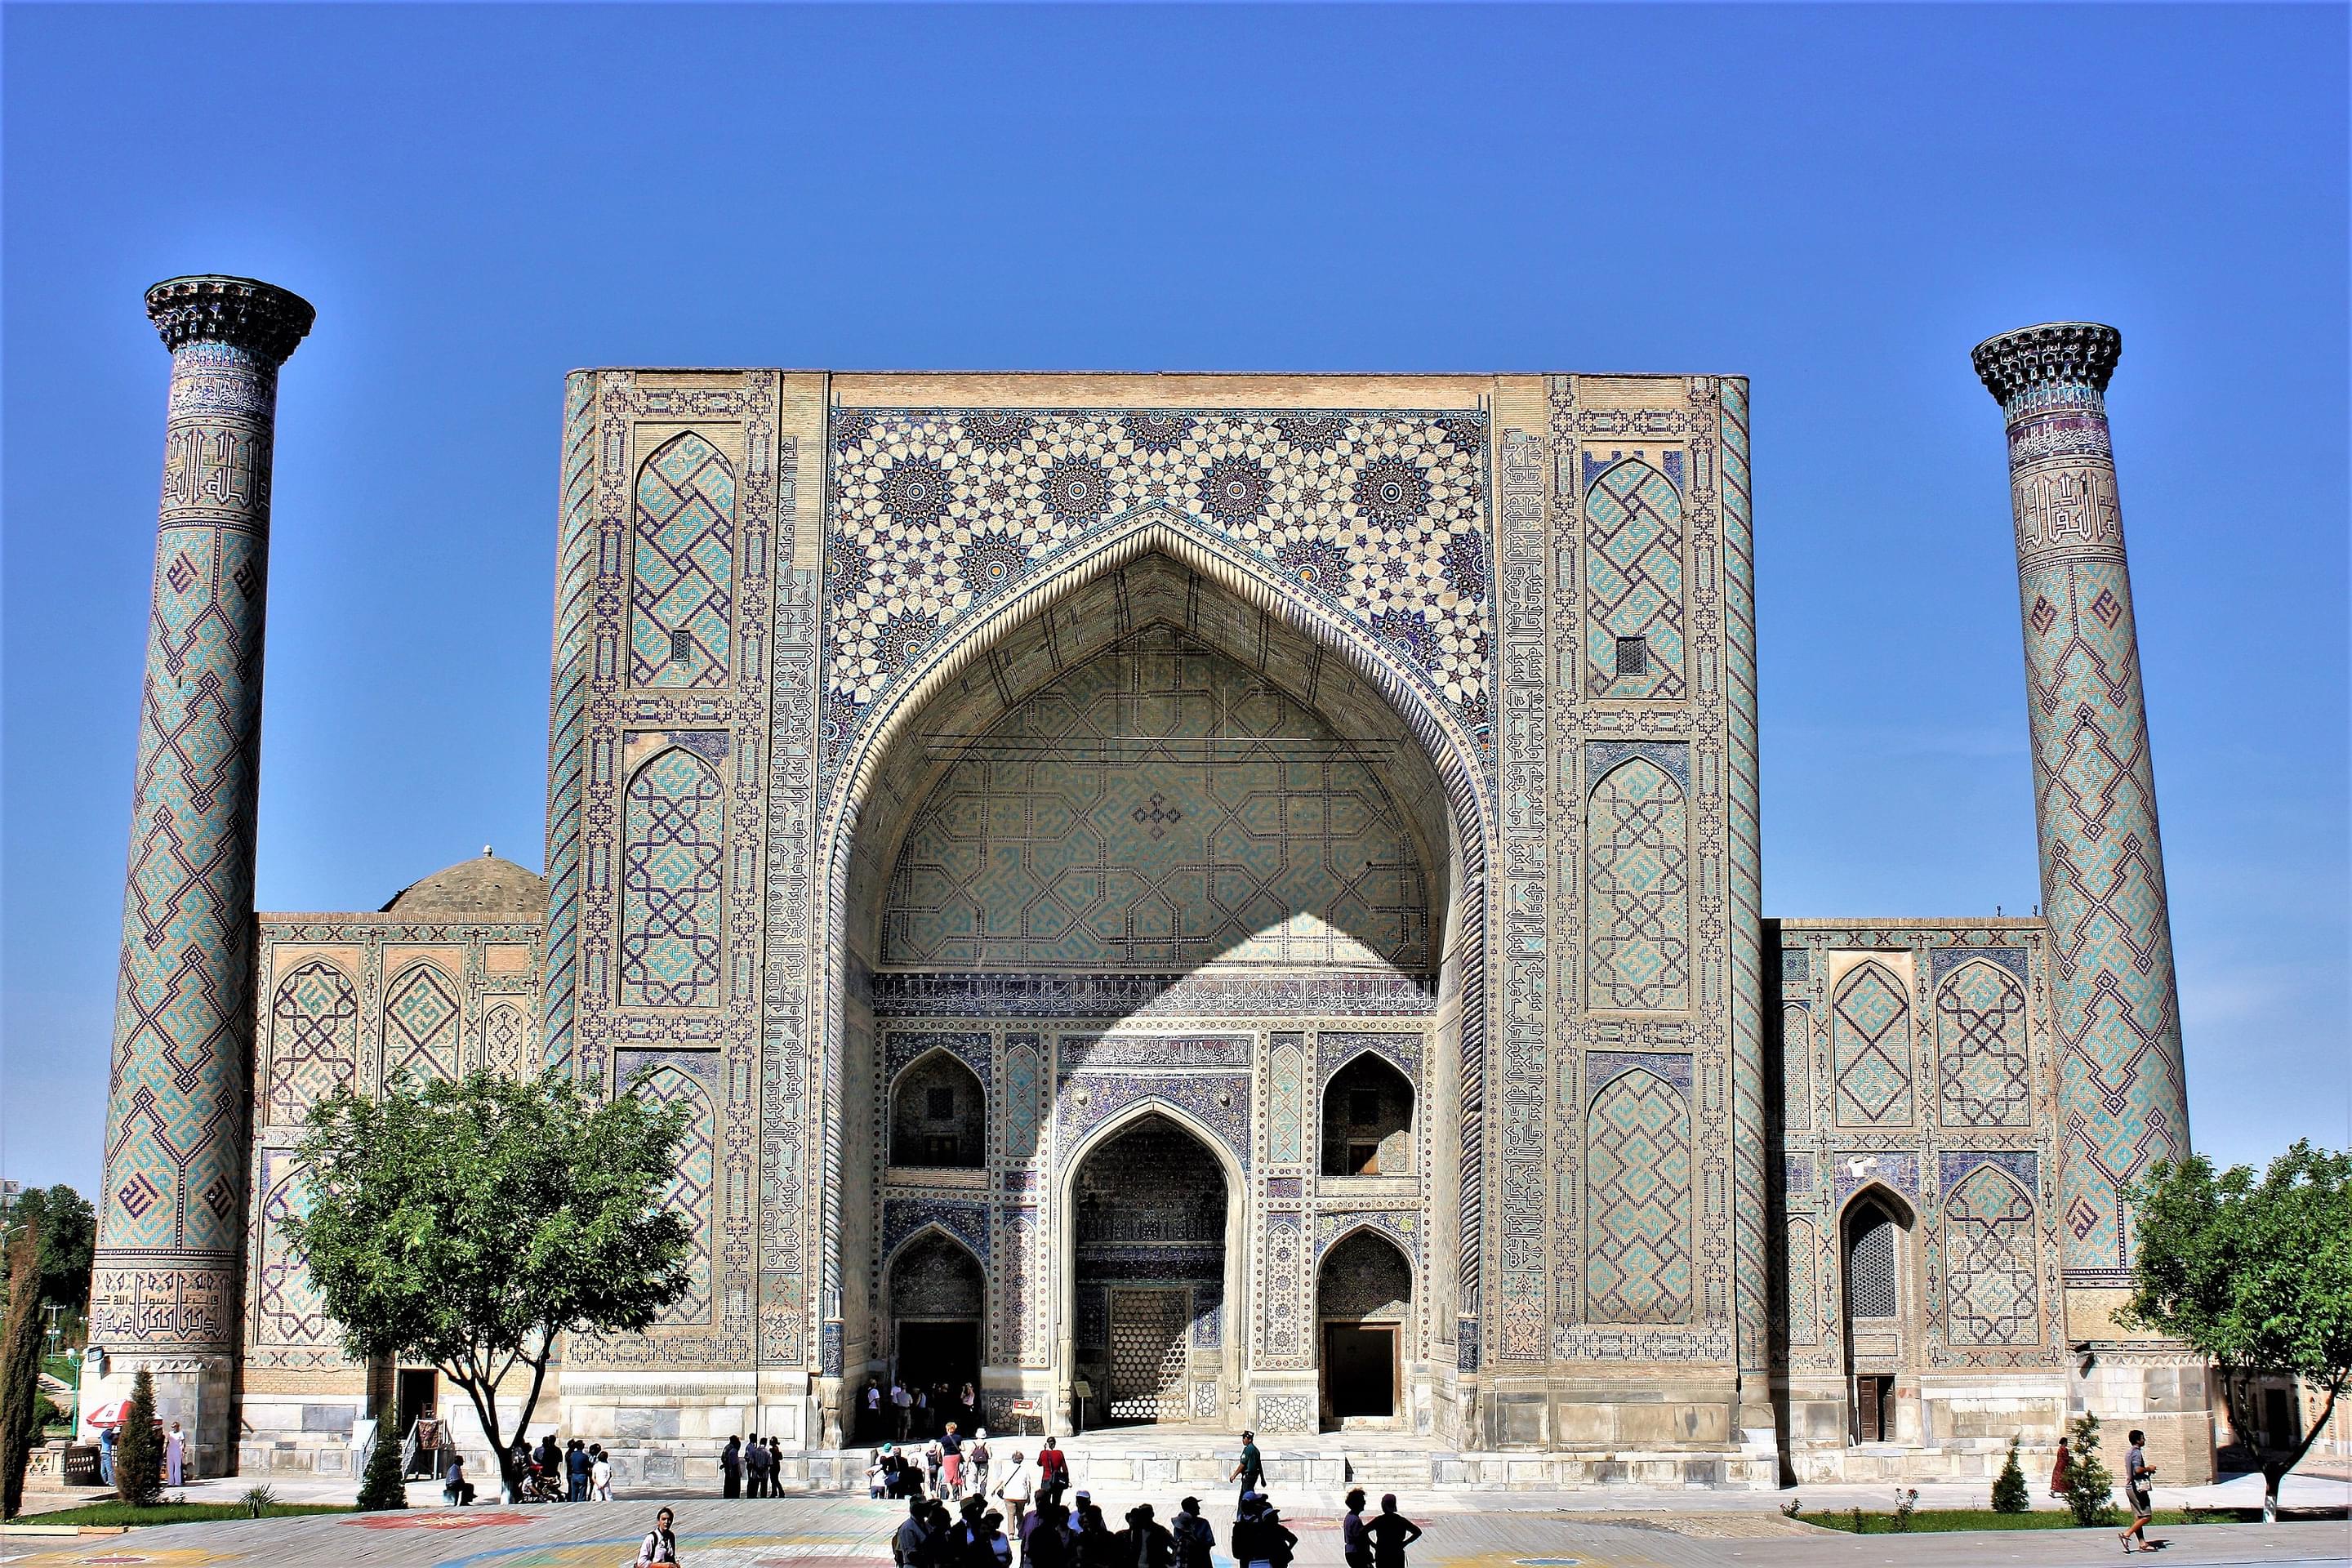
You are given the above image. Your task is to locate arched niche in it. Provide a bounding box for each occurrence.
[1321,1053,1415,1177]
[1839,1183,1915,1446]
[1062,1106,1241,1428]
[1316,1228,1414,1427]
[889,1049,987,1169]
[826,526,1490,1431]
[884,1229,986,1399]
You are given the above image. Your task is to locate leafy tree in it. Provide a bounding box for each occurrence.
[2061,1411,2114,1527]
[1990,1434,2029,1513]
[113,1370,161,1506]
[355,1397,408,1512]
[0,1187,96,1312]
[285,1068,692,1503]
[2119,1142,2352,1521]
[2,1211,44,1518]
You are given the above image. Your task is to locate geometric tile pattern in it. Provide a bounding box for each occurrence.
[482,1000,532,1078]
[1977,327,2188,1280]
[1582,458,1686,699]
[265,959,358,1126]
[630,433,736,689]
[1934,960,2031,1128]
[619,747,728,1009]
[1585,755,1691,1011]
[1780,1000,1813,1131]
[382,963,462,1085]
[254,1152,328,1348]
[96,328,291,1356]
[1832,962,1913,1127]
[635,1064,716,1326]
[1785,1216,1820,1346]
[824,408,1493,743]
[1940,1162,2040,1346]
[1584,1067,1693,1323]
[880,637,1432,971]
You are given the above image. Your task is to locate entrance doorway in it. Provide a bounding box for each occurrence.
[1323,1325,1396,1419]
[1073,1113,1228,1428]
[898,1319,982,1402]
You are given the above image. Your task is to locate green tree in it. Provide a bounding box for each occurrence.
[2118,1142,2352,1521]
[285,1069,692,1503]
[1,1211,45,1518]
[2061,1411,2115,1527]
[354,1397,408,1512]
[1990,1434,2029,1514]
[113,1370,161,1506]
[0,1187,96,1314]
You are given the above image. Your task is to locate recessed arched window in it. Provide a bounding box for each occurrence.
[889,1050,987,1168]
[1320,1054,1414,1177]
[1845,1198,1901,1321]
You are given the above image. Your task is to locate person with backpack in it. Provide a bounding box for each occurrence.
[635,1505,684,1565]
[1171,1496,1214,1568]
[966,1428,991,1499]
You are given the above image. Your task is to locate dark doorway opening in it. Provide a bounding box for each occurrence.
[897,1319,981,1403]
[1324,1325,1396,1419]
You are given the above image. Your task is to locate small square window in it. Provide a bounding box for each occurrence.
[926,1086,956,1119]
[924,1134,960,1164]
[670,627,696,662]
[1348,1089,1382,1125]
[1615,635,1649,677]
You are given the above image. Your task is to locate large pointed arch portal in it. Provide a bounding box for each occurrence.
[821,510,1490,1437]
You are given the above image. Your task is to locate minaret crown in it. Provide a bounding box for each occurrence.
[1971,321,2121,407]
[144,274,316,365]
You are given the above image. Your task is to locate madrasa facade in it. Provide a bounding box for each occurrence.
[83,275,2214,1492]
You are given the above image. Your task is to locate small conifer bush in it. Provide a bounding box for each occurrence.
[355,1401,408,1512]
[1991,1434,2031,1513]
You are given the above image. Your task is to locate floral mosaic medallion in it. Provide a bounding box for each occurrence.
[822,408,1494,769]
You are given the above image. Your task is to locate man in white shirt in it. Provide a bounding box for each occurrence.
[991,1449,1036,1550]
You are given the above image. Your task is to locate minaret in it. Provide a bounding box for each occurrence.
[1972,323,2189,1287]
[88,276,313,1473]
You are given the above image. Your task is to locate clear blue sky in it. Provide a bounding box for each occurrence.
[4,4,2345,1192]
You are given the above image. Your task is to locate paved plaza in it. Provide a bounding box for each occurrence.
[7,1477,2348,1568]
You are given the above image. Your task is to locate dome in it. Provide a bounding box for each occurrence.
[379,848,547,918]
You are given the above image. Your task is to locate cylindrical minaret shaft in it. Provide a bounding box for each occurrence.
[89,276,312,1473]
[1973,322,2189,1284]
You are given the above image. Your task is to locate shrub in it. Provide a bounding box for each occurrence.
[2062,1412,2116,1527]
[241,1485,278,1518]
[1892,1487,1918,1530]
[112,1371,162,1507]
[355,1401,408,1512]
[1991,1435,2030,1513]
[1779,1497,1803,1518]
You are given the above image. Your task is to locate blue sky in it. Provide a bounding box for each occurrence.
[4,4,2345,1191]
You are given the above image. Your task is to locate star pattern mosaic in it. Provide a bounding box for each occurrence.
[825,408,1494,738]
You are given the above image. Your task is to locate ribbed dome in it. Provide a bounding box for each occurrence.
[379,849,546,917]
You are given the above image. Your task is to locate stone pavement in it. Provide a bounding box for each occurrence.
[4,1489,2349,1568]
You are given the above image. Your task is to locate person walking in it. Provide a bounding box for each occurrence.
[1365,1496,1420,1568]
[2048,1436,2071,1499]
[925,1437,947,1499]
[1230,1495,1270,1568]
[941,1423,965,1499]
[866,1383,884,1441]
[1022,1501,1069,1568]
[164,1421,186,1486]
[991,1449,1035,1548]
[721,1435,743,1498]
[894,1381,915,1441]
[1259,1503,1297,1568]
[1341,1490,1370,1568]
[97,1423,115,1486]
[967,1428,991,1499]
[1172,1497,1214,1568]
[2119,1429,2157,1552]
[1228,1431,1263,1498]
[1035,1437,1068,1508]
[636,1505,684,1565]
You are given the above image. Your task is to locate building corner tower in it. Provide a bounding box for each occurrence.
[1975,323,2207,1477]
[87,276,314,1476]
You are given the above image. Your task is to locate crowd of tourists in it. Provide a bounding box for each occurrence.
[860,1378,987,1441]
